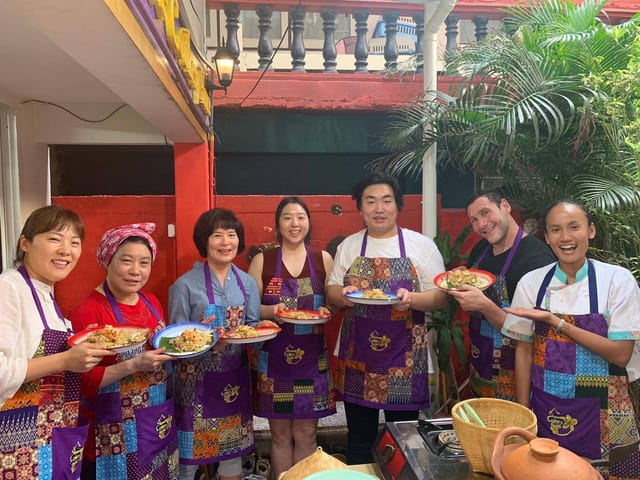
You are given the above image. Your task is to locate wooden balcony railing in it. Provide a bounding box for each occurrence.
[205,0,638,74]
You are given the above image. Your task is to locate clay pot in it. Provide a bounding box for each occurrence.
[491,427,603,480]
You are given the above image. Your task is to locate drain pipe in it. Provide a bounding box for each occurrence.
[422,0,456,238]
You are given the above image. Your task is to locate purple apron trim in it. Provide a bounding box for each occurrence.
[18,265,67,331]
[102,281,163,325]
[536,260,598,313]
[475,227,524,276]
[360,226,405,257]
[203,263,248,328]
[204,263,248,305]
[274,244,317,279]
[134,398,177,467]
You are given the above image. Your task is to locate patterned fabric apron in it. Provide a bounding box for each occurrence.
[0,267,88,480]
[469,227,523,400]
[87,282,179,480]
[336,228,428,410]
[174,264,254,464]
[531,261,640,479]
[253,246,335,418]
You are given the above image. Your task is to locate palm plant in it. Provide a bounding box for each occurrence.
[374,0,640,278]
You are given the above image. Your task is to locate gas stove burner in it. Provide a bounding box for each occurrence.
[373,419,473,480]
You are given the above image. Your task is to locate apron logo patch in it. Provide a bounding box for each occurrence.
[547,408,578,436]
[156,414,173,440]
[70,441,84,472]
[471,344,480,359]
[369,331,391,351]
[284,345,304,365]
[222,384,240,403]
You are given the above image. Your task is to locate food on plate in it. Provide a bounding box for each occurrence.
[361,288,388,299]
[440,270,490,289]
[85,324,148,349]
[278,310,329,320]
[168,328,213,353]
[224,325,260,339]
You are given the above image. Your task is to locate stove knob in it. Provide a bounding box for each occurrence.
[380,444,396,463]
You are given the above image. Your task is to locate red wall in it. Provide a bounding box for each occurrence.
[52,194,476,317]
[52,196,177,317]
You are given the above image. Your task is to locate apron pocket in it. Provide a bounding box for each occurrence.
[134,398,177,467]
[52,421,89,480]
[266,330,324,380]
[531,387,601,460]
[351,316,408,368]
[203,367,251,418]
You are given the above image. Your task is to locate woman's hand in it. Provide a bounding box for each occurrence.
[129,348,172,372]
[395,288,412,311]
[341,285,357,307]
[504,307,556,325]
[64,342,115,373]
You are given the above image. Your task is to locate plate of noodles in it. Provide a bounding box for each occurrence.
[221,325,282,344]
[68,325,150,354]
[276,310,331,325]
[152,323,219,359]
[345,289,400,306]
[434,268,495,291]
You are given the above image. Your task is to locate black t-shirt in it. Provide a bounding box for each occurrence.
[467,235,556,301]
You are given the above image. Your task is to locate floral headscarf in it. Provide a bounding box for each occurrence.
[96,223,157,269]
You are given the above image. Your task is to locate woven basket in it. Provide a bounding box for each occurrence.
[451,398,537,475]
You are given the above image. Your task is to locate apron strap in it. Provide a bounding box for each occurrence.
[475,227,524,277]
[275,245,317,279]
[360,226,405,258]
[204,263,248,305]
[103,280,163,324]
[535,260,598,313]
[18,265,65,330]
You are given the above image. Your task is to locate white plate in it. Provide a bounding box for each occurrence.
[276,310,331,325]
[221,326,281,344]
[68,326,149,354]
[345,291,400,306]
[152,322,219,359]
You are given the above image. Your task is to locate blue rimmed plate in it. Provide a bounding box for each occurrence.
[152,322,219,359]
[345,290,400,306]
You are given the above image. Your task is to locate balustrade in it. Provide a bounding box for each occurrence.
[205,1,637,74]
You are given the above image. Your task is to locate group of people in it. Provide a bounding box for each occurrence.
[1,172,639,480]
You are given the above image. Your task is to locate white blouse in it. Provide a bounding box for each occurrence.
[0,269,70,407]
[503,259,640,382]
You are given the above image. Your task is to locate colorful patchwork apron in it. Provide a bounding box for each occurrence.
[86,282,179,480]
[531,261,640,479]
[0,267,88,480]
[174,264,254,465]
[335,228,428,410]
[469,227,523,400]
[253,246,336,418]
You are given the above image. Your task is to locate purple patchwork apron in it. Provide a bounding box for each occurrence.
[173,264,254,464]
[0,267,88,480]
[530,261,640,478]
[87,282,179,480]
[469,227,523,400]
[335,228,428,410]
[253,246,336,418]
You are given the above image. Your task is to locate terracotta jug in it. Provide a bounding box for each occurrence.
[491,427,603,480]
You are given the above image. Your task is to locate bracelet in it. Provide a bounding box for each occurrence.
[555,318,566,334]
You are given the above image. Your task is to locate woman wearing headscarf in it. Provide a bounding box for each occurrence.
[0,205,112,480]
[168,208,262,480]
[503,200,640,479]
[70,223,178,480]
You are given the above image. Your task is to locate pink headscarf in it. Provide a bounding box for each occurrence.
[96,223,158,269]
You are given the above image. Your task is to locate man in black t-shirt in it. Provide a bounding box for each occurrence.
[448,191,555,400]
